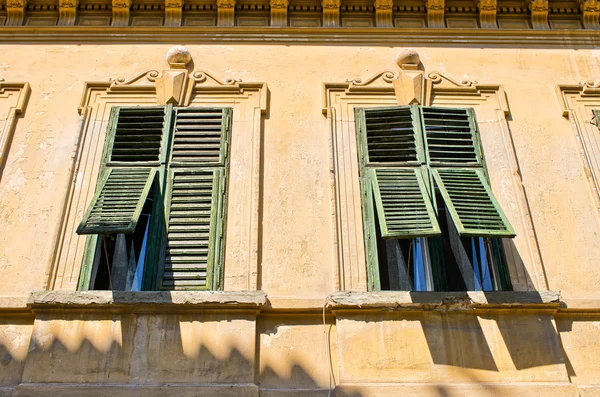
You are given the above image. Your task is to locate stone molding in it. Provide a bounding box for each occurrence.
[322,0,341,27]
[47,48,267,292]
[322,53,547,292]
[217,0,236,26]
[270,0,289,27]
[111,0,131,27]
[426,0,445,28]
[0,80,30,174]
[478,0,497,28]
[557,81,600,219]
[530,0,550,29]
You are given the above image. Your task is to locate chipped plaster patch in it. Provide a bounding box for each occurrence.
[262,324,291,348]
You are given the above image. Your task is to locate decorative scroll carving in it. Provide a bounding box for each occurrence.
[111,0,131,26]
[217,0,236,26]
[58,0,78,26]
[580,0,600,29]
[6,0,27,26]
[478,0,497,28]
[322,0,341,27]
[165,0,184,26]
[426,0,445,28]
[270,0,288,26]
[529,0,549,29]
[428,71,478,87]
[374,0,394,27]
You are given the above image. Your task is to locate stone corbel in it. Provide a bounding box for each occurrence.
[111,0,131,26]
[392,49,425,105]
[165,0,184,26]
[529,0,549,29]
[58,0,78,26]
[580,0,600,29]
[374,0,394,27]
[322,0,341,27]
[426,0,445,28]
[6,0,27,26]
[270,0,288,27]
[478,0,497,28]
[217,0,236,26]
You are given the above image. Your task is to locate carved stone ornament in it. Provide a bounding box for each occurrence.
[165,0,184,7]
[581,0,600,12]
[478,0,496,11]
[112,0,130,8]
[478,0,497,28]
[6,0,26,7]
[322,0,341,9]
[529,0,549,29]
[270,0,289,9]
[5,0,26,26]
[426,0,445,28]
[426,0,444,11]
[374,0,393,10]
[580,0,600,29]
[217,0,236,8]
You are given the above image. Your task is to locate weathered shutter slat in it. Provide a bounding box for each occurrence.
[432,168,515,237]
[77,167,156,235]
[360,106,424,165]
[371,168,441,238]
[170,107,230,165]
[422,107,481,166]
[160,168,222,290]
[109,107,168,163]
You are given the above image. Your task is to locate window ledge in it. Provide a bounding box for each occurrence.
[326,291,561,313]
[28,290,267,313]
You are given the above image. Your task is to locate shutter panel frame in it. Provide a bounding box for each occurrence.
[421,106,483,167]
[370,167,441,238]
[357,105,425,167]
[158,167,225,291]
[432,168,516,238]
[104,106,171,167]
[593,109,600,128]
[76,167,157,235]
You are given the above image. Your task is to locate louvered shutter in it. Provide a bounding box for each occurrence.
[358,106,424,165]
[77,167,157,234]
[160,168,224,290]
[170,107,231,165]
[593,109,600,128]
[371,168,440,238]
[421,107,481,167]
[432,168,515,237]
[106,106,170,165]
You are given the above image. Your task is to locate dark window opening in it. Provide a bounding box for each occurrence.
[91,185,154,291]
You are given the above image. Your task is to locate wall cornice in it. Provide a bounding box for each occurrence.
[0,27,598,47]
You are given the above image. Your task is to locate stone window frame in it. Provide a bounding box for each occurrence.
[0,79,30,174]
[322,56,547,292]
[45,49,267,292]
[557,81,600,220]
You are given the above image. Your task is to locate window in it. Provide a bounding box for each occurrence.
[77,105,232,291]
[356,105,514,292]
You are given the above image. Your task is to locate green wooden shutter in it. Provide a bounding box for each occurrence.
[593,110,600,128]
[106,106,170,165]
[432,168,515,237]
[421,107,481,166]
[357,106,424,165]
[160,168,224,290]
[371,167,441,238]
[77,167,157,235]
[170,107,231,165]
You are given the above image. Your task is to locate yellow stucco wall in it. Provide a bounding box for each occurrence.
[0,43,599,396]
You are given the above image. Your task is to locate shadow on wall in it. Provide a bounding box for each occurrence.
[0,293,575,397]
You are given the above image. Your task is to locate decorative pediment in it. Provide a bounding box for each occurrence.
[79,46,266,114]
[322,49,508,114]
[557,80,600,117]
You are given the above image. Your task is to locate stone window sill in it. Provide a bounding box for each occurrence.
[325,291,562,313]
[27,290,267,313]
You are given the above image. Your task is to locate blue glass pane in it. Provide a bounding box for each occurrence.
[131,215,150,291]
[413,238,427,291]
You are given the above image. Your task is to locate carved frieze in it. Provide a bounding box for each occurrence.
[6,0,27,26]
[529,0,549,29]
[322,0,341,27]
[478,0,497,28]
[374,0,394,27]
[426,0,445,28]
